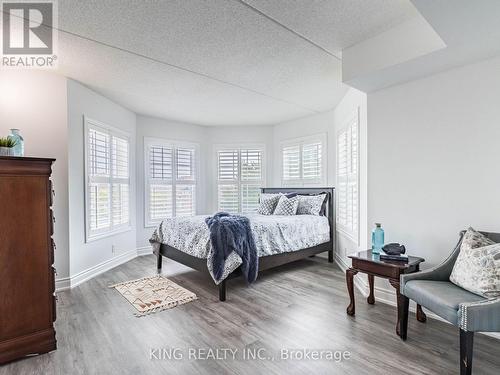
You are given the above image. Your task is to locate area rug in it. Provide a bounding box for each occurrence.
[109,275,198,317]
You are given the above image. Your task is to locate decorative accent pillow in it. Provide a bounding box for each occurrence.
[273,195,299,216]
[450,227,500,297]
[297,194,326,215]
[257,193,280,215]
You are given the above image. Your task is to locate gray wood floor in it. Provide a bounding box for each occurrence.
[1,255,499,375]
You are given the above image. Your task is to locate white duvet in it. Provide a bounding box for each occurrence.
[150,214,330,283]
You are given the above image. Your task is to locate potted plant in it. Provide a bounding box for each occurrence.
[0,137,17,156]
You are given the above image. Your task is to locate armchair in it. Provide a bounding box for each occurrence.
[400,231,500,375]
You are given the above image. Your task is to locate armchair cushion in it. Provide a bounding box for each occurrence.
[459,298,500,332]
[404,280,484,324]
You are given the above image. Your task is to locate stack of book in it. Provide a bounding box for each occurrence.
[379,251,409,262]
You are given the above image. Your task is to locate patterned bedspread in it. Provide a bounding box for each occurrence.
[150,214,330,284]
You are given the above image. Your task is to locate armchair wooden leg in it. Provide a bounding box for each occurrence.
[460,329,474,375]
[399,294,410,340]
[416,304,427,323]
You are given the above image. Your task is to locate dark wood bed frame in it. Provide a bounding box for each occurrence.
[155,187,335,301]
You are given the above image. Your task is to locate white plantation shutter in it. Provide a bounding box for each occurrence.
[217,147,264,214]
[145,139,197,225]
[218,150,238,181]
[302,142,322,180]
[85,120,130,241]
[149,145,173,222]
[111,136,129,226]
[337,113,359,240]
[282,145,300,182]
[217,149,239,213]
[149,185,173,221]
[281,135,325,186]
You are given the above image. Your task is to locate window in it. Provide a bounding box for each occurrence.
[337,109,359,240]
[216,146,264,214]
[281,134,326,186]
[145,138,198,226]
[85,118,130,242]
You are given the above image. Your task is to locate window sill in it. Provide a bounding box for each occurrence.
[85,225,132,243]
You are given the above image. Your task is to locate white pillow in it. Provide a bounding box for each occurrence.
[450,227,500,297]
[297,194,326,215]
[273,195,299,216]
[257,194,280,215]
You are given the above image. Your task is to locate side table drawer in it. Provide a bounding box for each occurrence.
[351,259,401,279]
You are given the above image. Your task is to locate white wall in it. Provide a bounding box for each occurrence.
[67,80,137,278]
[368,55,500,269]
[135,115,209,248]
[0,71,70,279]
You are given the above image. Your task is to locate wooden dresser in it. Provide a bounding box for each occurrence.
[0,156,57,364]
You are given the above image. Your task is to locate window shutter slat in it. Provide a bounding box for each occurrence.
[150,146,173,180]
[302,142,322,180]
[241,183,260,214]
[175,185,196,217]
[149,184,173,221]
[89,128,110,177]
[241,149,262,181]
[218,150,239,181]
[218,184,239,213]
[112,183,129,225]
[176,148,195,181]
[337,117,358,239]
[282,145,300,181]
[112,136,129,179]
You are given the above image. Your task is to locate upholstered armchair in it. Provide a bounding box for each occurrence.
[400,231,500,375]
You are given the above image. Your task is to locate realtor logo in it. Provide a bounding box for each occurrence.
[1,0,57,68]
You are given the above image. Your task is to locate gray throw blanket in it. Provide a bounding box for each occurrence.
[205,212,258,283]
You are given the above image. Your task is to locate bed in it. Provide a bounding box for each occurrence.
[150,187,335,301]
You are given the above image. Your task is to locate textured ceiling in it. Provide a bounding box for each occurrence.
[242,0,418,56]
[55,0,416,126]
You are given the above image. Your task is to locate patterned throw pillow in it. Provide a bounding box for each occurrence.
[257,193,280,215]
[297,194,326,215]
[450,227,500,297]
[273,195,299,215]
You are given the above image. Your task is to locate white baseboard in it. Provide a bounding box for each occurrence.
[55,276,71,291]
[334,253,500,341]
[137,246,153,256]
[55,247,147,292]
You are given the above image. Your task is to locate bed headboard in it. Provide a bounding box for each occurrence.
[260,187,335,244]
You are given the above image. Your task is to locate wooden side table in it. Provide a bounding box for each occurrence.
[346,250,427,336]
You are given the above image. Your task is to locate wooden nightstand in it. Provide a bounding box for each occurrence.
[346,250,427,336]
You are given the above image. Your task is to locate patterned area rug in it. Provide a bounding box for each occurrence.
[110,275,198,316]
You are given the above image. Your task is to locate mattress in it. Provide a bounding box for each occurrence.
[150,214,330,283]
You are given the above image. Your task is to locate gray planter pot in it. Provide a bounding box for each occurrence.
[0,147,14,156]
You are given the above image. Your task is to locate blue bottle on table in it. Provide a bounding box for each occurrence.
[372,223,384,254]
